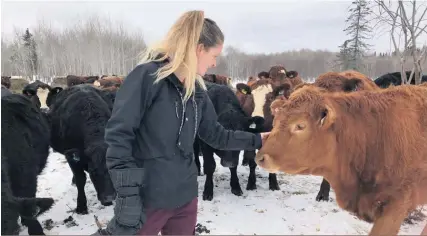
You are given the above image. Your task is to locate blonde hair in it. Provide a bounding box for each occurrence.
[138,10,224,101]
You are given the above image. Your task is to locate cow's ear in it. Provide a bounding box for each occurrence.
[22,89,37,96]
[49,87,63,95]
[319,104,336,130]
[270,97,287,116]
[343,78,361,92]
[236,83,251,95]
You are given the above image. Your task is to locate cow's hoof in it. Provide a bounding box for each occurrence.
[231,188,243,196]
[75,207,89,215]
[246,181,257,191]
[269,182,280,191]
[202,192,213,201]
[315,191,330,202]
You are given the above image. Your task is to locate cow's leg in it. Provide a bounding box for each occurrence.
[229,151,243,196]
[202,146,216,201]
[246,150,257,190]
[10,166,45,235]
[64,152,88,214]
[369,198,409,236]
[269,173,280,191]
[315,178,331,201]
[84,144,116,207]
[193,139,202,176]
[242,150,250,166]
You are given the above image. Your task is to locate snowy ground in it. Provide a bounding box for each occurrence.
[20,148,426,235]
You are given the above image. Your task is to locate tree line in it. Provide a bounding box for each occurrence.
[1,1,426,82]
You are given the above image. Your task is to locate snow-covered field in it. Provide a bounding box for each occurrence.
[19,148,426,235]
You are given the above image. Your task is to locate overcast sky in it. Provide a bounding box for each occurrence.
[2,0,426,54]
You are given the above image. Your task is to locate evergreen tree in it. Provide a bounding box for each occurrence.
[22,28,39,77]
[336,40,352,71]
[337,0,373,71]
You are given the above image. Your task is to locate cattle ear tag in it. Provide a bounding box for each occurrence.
[241,89,247,94]
[249,122,256,129]
[278,90,284,95]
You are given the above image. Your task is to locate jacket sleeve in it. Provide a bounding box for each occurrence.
[197,93,262,151]
[104,64,155,194]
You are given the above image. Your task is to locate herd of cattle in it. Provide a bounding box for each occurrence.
[1,67,426,235]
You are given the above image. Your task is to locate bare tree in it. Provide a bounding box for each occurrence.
[373,0,427,84]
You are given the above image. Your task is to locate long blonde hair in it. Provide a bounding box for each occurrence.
[138,10,224,101]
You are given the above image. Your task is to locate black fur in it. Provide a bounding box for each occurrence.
[1,94,52,235]
[47,84,116,214]
[374,71,427,88]
[22,80,51,109]
[195,81,257,201]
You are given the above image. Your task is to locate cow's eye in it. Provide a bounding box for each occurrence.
[293,123,306,132]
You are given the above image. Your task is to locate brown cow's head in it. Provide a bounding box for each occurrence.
[255,85,337,174]
[314,71,379,93]
[203,74,232,87]
[269,65,287,80]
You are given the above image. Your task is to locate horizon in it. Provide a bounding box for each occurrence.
[2,0,426,54]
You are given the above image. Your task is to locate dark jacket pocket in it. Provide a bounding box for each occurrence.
[114,195,144,227]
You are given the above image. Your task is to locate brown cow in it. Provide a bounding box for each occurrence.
[313,71,380,93]
[203,74,232,86]
[247,76,258,87]
[240,72,302,191]
[270,71,380,201]
[94,76,123,89]
[256,85,427,235]
[66,75,99,87]
[269,65,287,80]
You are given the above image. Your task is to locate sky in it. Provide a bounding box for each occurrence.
[1,0,426,54]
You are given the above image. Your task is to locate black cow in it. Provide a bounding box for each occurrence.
[22,80,51,110]
[374,71,427,88]
[46,84,116,214]
[194,81,261,201]
[1,94,53,235]
[1,154,54,235]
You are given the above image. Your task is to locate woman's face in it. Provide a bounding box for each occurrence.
[196,43,223,76]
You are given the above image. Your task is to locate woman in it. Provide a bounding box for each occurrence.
[93,10,269,235]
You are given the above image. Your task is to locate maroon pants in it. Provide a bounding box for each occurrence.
[138,197,198,235]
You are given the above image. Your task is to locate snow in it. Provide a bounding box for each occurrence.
[20,148,426,235]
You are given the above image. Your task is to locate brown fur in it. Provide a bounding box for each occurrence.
[66,75,99,87]
[314,71,380,93]
[247,76,258,87]
[235,83,254,117]
[203,74,232,86]
[339,70,379,91]
[269,65,287,80]
[256,85,427,235]
[250,78,274,91]
[270,97,287,117]
[94,76,123,89]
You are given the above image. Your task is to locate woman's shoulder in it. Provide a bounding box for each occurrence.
[131,61,163,76]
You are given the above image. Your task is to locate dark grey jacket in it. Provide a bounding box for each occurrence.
[104,59,261,231]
